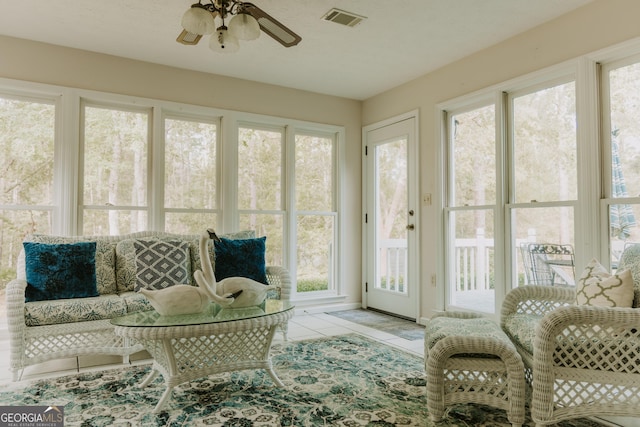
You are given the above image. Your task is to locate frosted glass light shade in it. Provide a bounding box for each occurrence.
[228,13,260,40]
[209,26,240,53]
[181,7,216,35]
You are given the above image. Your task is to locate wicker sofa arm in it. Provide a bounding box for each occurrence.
[265,266,292,301]
[6,279,28,366]
[501,285,574,321]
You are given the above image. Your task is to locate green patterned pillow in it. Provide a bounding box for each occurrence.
[576,258,633,307]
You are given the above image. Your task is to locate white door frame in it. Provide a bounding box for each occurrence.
[362,110,420,319]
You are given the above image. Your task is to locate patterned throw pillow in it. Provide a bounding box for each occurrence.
[576,258,634,307]
[24,241,98,302]
[214,236,268,284]
[133,240,190,292]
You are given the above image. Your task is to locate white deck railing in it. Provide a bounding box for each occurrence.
[380,229,536,294]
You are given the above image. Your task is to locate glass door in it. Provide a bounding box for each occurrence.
[364,116,418,318]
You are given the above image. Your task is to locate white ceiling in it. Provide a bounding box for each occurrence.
[0,0,594,100]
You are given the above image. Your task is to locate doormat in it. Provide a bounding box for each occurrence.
[327,308,425,341]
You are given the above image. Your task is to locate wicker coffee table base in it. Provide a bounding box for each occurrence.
[115,310,293,413]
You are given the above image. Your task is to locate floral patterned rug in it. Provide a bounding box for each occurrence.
[0,335,605,426]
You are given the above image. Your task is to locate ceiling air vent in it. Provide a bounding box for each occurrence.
[322,8,366,27]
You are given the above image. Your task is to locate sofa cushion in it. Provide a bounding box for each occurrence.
[576,258,634,307]
[24,295,127,327]
[214,236,268,284]
[502,313,541,354]
[189,230,257,278]
[115,230,257,293]
[24,242,98,303]
[24,234,118,295]
[133,240,191,291]
[119,291,154,313]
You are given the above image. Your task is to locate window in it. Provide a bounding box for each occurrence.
[295,132,337,293]
[164,116,219,234]
[509,81,577,286]
[602,58,640,266]
[81,103,150,235]
[0,81,343,310]
[237,124,339,294]
[0,95,56,288]
[446,104,496,311]
[237,124,285,266]
[444,78,578,314]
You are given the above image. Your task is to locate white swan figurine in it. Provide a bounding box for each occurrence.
[195,228,277,309]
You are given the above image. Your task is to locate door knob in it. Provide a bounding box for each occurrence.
[406,224,415,230]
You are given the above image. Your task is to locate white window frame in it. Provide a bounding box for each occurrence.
[0,77,345,305]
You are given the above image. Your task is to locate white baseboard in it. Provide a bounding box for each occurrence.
[294,302,361,316]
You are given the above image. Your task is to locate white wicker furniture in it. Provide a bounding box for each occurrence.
[501,243,640,426]
[6,231,292,381]
[112,300,294,413]
[424,311,525,427]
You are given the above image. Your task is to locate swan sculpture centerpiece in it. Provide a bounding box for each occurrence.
[139,229,276,316]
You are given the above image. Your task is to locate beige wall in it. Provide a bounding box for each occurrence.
[0,35,363,305]
[362,0,640,319]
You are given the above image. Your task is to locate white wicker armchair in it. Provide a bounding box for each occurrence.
[501,245,640,426]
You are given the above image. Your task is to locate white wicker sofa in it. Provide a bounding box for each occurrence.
[501,245,640,426]
[6,230,291,381]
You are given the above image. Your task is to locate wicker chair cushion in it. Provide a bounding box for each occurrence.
[425,316,514,356]
[24,294,127,327]
[501,313,541,354]
[576,258,634,307]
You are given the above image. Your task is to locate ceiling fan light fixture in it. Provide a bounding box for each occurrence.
[176,1,301,51]
[182,5,216,35]
[228,12,260,41]
[209,26,240,53]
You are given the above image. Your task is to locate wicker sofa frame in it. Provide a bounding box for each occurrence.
[501,245,640,426]
[6,231,291,381]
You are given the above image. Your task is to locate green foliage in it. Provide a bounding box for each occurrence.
[297,278,329,293]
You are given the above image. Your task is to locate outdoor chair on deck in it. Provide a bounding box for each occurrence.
[523,243,575,286]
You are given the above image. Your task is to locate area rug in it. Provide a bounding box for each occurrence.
[328,309,426,340]
[0,335,605,426]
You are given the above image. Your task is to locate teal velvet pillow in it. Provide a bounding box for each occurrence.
[24,241,98,302]
[214,237,268,284]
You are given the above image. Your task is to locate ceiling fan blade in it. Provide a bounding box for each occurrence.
[243,2,301,47]
[176,29,202,45]
[176,10,219,45]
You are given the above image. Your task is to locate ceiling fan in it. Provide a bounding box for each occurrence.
[177,0,301,53]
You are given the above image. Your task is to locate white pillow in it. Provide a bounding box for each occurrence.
[575,258,634,307]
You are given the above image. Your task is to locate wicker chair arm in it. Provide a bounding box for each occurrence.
[535,304,640,367]
[265,265,292,301]
[532,304,640,421]
[501,285,574,322]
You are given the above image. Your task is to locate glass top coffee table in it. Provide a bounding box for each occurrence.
[112,300,294,413]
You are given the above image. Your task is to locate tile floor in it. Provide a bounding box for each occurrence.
[0,309,425,385]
